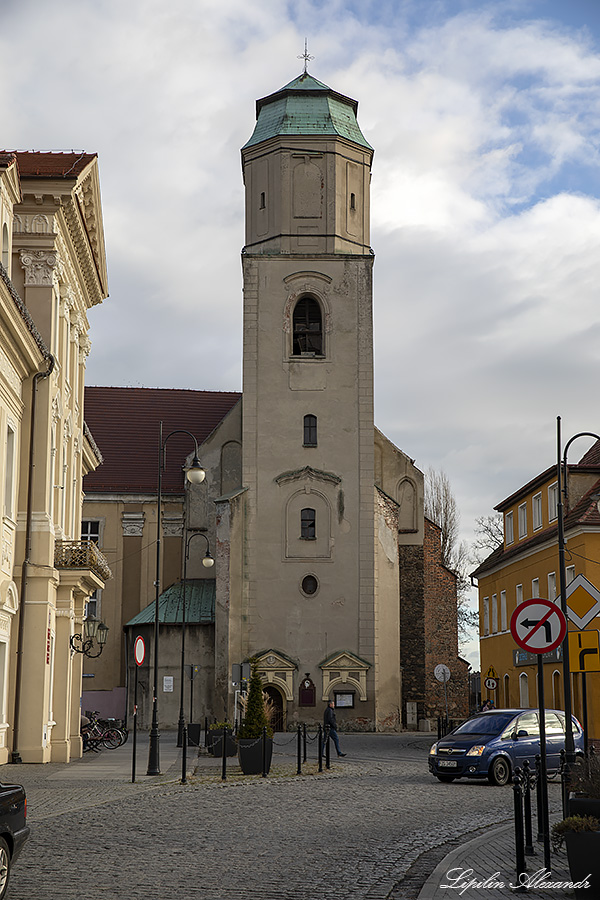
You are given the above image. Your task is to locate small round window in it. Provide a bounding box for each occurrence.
[301,574,319,596]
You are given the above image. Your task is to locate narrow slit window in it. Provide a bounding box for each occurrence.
[292,296,323,356]
[350,192,356,210]
[260,191,266,209]
[303,415,317,447]
[300,507,316,540]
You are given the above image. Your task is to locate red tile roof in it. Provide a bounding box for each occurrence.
[10,151,97,178]
[83,387,241,494]
[576,438,600,467]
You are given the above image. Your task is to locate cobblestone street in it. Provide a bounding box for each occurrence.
[2,732,563,900]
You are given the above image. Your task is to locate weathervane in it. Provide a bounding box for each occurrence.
[298,38,314,74]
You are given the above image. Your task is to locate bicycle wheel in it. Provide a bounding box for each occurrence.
[102,728,123,749]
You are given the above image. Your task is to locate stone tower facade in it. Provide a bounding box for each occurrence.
[238,73,378,724]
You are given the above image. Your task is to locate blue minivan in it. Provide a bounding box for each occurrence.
[428,708,584,785]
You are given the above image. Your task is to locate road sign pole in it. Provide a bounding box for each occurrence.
[537,654,551,872]
[556,418,577,767]
[582,673,589,758]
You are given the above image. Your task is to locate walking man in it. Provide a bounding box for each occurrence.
[323,699,346,757]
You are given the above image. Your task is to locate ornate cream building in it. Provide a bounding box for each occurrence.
[0,151,109,763]
[83,72,468,734]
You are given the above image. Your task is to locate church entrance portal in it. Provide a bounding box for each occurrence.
[264,685,285,732]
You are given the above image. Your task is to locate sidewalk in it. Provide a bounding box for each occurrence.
[418,812,575,900]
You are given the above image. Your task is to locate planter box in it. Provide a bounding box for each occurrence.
[565,831,600,898]
[211,734,237,757]
[238,736,273,775]
[568,793,600,819]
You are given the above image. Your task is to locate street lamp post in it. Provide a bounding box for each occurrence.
[147,421,206,776]
[177,530,214,747]
[556,417,600,771]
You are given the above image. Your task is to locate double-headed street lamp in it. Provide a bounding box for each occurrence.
[177,530,214,747]
[70,613,109,658]
[556,418,600,772]
[147,422,206,776]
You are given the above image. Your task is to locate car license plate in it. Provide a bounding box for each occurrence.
[438,760,457,768]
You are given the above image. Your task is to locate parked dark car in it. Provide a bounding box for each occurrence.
[428,708,584,786]
[0,781,29,898]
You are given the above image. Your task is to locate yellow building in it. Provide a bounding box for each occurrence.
[473,440,600,744]
[0,151,109,763]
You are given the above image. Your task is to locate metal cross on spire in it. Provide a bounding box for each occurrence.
[298,38,314,74]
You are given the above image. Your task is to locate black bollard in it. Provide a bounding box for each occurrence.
[204,716,208,749]
[523,760,534,856]
[262,726,267,778]
[221,725,227,781]
[325,725,331,769]
[560,748,569,818]
[303,723,307,763]
[181,725,188,785]
[297,725,302,775]
[318,725,323,772]
[513,767,527,892]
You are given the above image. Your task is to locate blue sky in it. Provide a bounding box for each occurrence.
[3,0,600,667]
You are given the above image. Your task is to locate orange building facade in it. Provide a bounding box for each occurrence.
[473,440,600,744]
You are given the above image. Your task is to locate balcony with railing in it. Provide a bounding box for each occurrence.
[54,541,112,583]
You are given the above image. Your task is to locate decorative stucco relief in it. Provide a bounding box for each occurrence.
[19,249,57,285]
[0,345,21,395]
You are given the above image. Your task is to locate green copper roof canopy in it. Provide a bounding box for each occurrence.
[243,72,373,150]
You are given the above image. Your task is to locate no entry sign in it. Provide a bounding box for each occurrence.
[134,635,146,666]
[510,598,567,654]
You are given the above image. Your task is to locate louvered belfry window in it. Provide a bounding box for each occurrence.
[300,507,316,540]
[292,296,323,355]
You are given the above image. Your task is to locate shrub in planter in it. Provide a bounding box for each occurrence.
[551,814,600,899]
[237,660,273,775]
[568,755,600,818]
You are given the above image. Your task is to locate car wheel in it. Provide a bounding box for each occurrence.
[435,775,455,783]
[0,836,11,900]
[488,756,510,786]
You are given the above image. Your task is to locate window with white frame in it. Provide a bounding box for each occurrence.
[86,590,101,620]
[491,594,498,633]
[81,520,101,544]
[532,578,539,598]
[518,502,527,539]
[548,572,556,602]
[548,482,558,522]
[566,565,575,585]
[505,511,514,545]
[519,672,529,707]
[532,492,542,531]
[500,590,507,631]
[483,597,490,635]
[516,583,523,605]
[3,425,15,520]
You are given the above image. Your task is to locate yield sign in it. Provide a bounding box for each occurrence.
[510,598,567,654]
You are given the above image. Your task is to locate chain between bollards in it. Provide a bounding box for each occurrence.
[513,767,527,892]
[522,760,534,856]
[297,725,302,775]
[318,724,323,772]
[181,725,187,785]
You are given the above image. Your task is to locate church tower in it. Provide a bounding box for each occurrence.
[239,71,376,724]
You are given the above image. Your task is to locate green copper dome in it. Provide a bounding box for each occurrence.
[243,72,373,150]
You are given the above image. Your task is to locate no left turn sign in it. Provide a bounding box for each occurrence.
[510,598,567,654]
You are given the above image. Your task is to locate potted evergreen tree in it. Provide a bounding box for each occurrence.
[237,659,273,775]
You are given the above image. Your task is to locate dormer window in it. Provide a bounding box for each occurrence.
[292,296,323,356]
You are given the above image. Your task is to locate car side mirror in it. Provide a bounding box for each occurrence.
[517,729,528,737]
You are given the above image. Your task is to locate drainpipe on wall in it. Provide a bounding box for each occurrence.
[11,354,55,763]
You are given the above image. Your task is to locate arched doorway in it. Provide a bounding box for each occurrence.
[264,685,285,732]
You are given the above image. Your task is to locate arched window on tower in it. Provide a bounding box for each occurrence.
[303,414,317,447]
[300,507,316,540]
[292,296,323,356]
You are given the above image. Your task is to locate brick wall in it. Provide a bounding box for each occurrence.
[423,518,469,719]
[399,544,425,725]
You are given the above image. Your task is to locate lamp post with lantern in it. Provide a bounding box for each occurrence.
[177,530,214,747]
[147,422,206,776]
